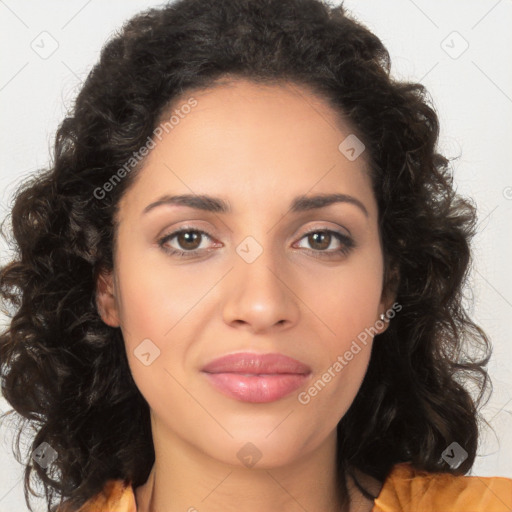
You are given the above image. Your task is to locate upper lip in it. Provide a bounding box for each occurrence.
[201,352,312,375]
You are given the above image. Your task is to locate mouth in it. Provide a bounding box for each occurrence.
[201,352,312,403]
[202,372,311,403]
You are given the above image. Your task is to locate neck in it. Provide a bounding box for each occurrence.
[134,419,379,512]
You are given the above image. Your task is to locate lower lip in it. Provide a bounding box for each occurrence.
[202,372,310,403]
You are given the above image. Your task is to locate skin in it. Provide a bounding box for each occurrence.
[96,78,395,512]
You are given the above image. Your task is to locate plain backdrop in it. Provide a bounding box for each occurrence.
[1,0,511,510]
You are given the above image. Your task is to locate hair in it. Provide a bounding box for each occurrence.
[0,0,493,511]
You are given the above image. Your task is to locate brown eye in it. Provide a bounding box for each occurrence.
[295,229,355,259]
[174,231,203,251]
[307,231,331,251]
[158,228,215,257]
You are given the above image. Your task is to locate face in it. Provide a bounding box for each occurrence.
[96,78,393,469]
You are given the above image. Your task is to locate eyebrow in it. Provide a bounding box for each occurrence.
[141,192,369,217]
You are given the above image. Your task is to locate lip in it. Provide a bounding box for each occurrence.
[201,352,312,374]
[201,352,312,403]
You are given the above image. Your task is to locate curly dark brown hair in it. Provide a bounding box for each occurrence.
[0,0,493,511]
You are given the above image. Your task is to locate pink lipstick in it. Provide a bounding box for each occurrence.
[201,352,311,403]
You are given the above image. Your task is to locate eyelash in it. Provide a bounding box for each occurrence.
[157,225,355,260]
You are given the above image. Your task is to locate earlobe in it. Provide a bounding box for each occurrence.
[377,312,390,334]
[377,293,398,336]
[95,269,120,327]
[378,264,400,334]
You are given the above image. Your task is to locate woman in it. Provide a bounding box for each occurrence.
[1,0,511,511]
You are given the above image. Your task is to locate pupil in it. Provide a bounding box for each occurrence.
[311,232,329,250]
[180,231,199,249]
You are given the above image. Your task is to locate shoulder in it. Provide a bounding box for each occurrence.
[54,479,137,512]
[373,462,512,512]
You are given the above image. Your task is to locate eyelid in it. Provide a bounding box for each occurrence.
[157,222,355,259]
[159,226,218,247]
[157,222,351,243]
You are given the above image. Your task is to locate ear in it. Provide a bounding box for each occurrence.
[376,265,400,335]
[95,268,120,327]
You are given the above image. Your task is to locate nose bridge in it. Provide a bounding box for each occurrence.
[231,203,283,271]
[222,225,298,331]
[235,229,286,298]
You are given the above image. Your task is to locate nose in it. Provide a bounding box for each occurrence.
[221,250,300,335]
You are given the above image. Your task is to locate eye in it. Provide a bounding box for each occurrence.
[294,229,355,259]
[157,227,355,259]
[158,227,215,258]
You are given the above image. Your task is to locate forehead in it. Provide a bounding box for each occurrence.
[118,78,376,219]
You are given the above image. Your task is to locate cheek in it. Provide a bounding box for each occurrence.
[305,249,383,347]
[114,258,189,405]
[114,251,194,343]
[319,251,382,410]
[114,251,211,387]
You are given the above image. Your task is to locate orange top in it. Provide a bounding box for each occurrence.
[62,462,512,511]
